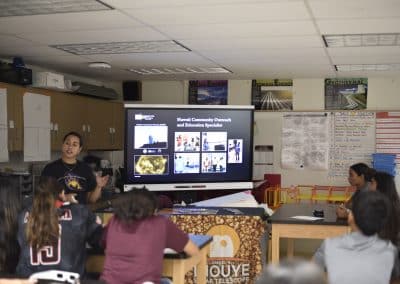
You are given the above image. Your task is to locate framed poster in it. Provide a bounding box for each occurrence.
[251,79,293,111]
[325,78,368,110]
[188,80,228,105]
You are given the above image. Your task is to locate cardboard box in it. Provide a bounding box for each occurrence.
[33,71,65,90]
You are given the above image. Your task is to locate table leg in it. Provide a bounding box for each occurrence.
[197,250,207,284]
[172,260,185,284]
[287,239,294,258]
[271,226,280,264]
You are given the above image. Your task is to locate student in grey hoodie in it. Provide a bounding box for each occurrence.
[314,191,398,284]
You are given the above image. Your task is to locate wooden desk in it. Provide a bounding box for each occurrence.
[269,204,349,263]
[163,234,212,284]
[86,234,212,284]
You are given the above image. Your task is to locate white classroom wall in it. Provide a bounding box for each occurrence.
[138,77,400,187]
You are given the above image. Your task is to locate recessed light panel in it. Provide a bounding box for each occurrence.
[127,67,231,75]
[324,34,400,47]
[51,40,191,55]
[335,64,400,71]
[0,0,112,17]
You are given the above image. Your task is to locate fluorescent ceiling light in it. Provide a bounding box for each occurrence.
[127,67,231,75]
[88,62,111,69]
[51,40,190,55]
[324,33,400,47]
[335,64,400,71]
[0,0,112,17]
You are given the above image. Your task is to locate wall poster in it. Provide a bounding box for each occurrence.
[251,79,293,111]
[329,111,375,177]
[188,80,228,105]
[281,113,330,170]
[325,78,368,110]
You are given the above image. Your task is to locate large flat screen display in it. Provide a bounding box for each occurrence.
[124,104,254,191]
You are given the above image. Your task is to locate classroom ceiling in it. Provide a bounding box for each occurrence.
[0,0,400,81]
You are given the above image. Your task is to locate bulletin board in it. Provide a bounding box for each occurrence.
[253,110,377,185]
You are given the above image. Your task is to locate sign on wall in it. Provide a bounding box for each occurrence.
[188,80,228,105]
[251,79,293,111]
[325,78,368,110]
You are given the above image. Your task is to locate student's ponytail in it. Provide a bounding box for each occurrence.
[26,177,63,249]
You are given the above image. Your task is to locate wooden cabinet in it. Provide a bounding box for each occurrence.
[51,93,87,150]
[111,102,124,150]
[1,83,23,151]
[0,82,124,152]
[86,99,124,150]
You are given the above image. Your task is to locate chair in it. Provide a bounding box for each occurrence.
[328,186,350,203]
[279,187,299,204]
[264,185,280,209]
[296,185,315,203]
[312,185,331,203]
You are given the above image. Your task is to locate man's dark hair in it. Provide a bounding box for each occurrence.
[63,131,83,147]
[352,190,389,236]
[114,187,158,223]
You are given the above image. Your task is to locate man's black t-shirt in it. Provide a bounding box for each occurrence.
[41,159,96,204]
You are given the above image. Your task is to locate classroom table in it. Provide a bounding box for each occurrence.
[85,234,212,284]
[269,203,349,263]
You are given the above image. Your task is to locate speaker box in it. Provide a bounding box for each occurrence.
[123,81,142,101]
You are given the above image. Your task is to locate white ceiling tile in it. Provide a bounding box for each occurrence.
[309,0,400,19]
[0,34,35,46]
[0,10,142,34]
[0,45,71,57]
[157,21,317,40]
[126,2,310,25]
[18,27,168,45]
[317,18,400,34]
[181,36,324,51]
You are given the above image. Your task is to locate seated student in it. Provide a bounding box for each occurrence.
[0,178,22,276]
[314,191,398,284]
[336,162,375,219]
[369,171,400,246]
[16,177,103,278]
[255,257,325,284]
[100,187,199,284]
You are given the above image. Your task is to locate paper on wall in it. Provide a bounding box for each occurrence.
[23,93,51,161]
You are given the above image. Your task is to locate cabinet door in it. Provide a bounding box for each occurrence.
[86,98,113,150]
[111,102,124,150]
[51,93,87,150]
[1,83,23,151]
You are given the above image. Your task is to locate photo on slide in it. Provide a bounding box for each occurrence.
[228,139,243,163]
[175,132,200,152]
[134,125,168,149]
[134,155,168,175]
[174,153,200,174]
[202,132,227,152]
[202,152,226,173]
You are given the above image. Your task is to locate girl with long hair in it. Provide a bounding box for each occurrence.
[16,176,102,277]
[0,177,21,275]
[369,171,400,246]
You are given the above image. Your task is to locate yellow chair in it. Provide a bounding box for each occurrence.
[328,186,350,203]
[296,185,315,203]
[312,185,331,203]
[264,185,280,209]
[279,186,299,204]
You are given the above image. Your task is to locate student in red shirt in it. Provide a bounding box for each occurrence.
[101,187,199,284]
